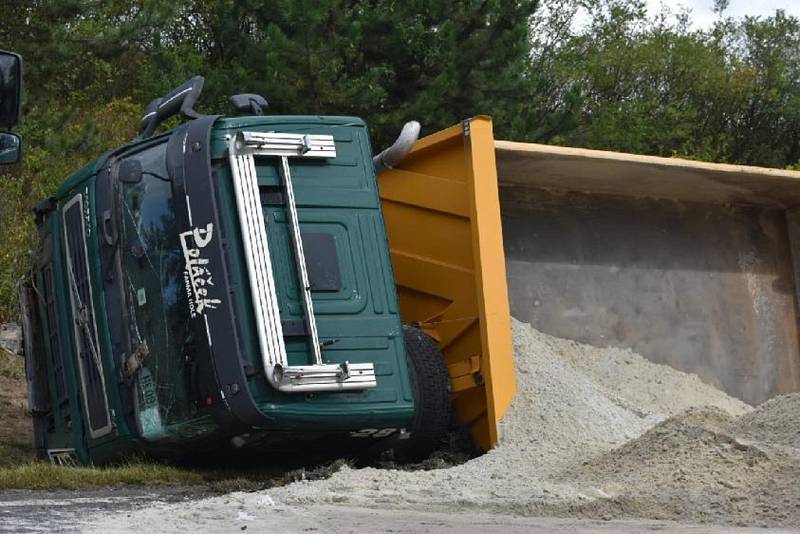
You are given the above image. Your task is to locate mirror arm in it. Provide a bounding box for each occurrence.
[139,76,206,139]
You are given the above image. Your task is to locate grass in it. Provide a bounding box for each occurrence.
[0,461,205,490]
[0,457,284,492]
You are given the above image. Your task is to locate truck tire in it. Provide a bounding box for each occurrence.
[398,325,452,460]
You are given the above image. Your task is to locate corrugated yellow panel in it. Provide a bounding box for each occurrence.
[378,116,515,450]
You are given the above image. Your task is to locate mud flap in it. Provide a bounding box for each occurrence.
[377,116,515,450]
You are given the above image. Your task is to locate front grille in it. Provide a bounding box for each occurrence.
[63,195,111,437]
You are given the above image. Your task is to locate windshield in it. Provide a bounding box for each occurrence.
[119,141,194,433]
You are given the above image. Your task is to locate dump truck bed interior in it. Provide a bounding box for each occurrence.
[495,141,800,405]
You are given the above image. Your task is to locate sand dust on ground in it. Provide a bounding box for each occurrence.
[82,318,800,529]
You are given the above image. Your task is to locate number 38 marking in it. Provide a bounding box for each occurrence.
[350,428,397,438]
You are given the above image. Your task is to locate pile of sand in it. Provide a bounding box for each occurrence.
[83,318,800,529]
[734,393,800,449]
[560,405,800,526]
[267,318,765,517]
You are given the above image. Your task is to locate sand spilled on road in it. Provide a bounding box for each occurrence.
[83,318,800,530]
[270,318,778,522]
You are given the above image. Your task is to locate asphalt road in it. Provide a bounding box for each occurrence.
[0,487,197,533]
[1,489,797,533]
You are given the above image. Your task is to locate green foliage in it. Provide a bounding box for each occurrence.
[132,0,540,145]
[0,100,140,321]
[526,0,800,168]
[0,0,539,320]
[2,0,800,320]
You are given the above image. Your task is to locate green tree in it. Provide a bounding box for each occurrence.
[523,0,800,167]
[136,0,540,144]
[4,0,800,320]
[0,0,540,319]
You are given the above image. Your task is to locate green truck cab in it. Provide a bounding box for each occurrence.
[19,78,450,465]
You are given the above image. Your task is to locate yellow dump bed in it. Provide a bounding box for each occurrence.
[380,115,800,451]
[378,116,515,450]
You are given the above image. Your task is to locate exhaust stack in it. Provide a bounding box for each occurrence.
[373,121,421,173]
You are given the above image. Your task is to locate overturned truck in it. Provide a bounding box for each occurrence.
[19,78,514,465]
[17,71,800,468]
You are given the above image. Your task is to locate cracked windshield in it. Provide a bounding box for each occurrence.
[120,142,193,435]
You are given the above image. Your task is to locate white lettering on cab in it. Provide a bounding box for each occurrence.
[180,223,222,318]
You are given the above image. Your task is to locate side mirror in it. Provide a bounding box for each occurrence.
[230,93,268,115]
[0,132,20,165]
[0,51,22,128]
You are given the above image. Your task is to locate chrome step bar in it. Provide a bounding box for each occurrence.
[228,131,376,393]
